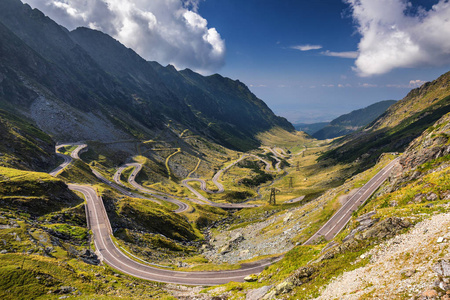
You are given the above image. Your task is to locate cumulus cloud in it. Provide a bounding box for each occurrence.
[386,79,427,88]
[291,44,323,51]
[409,79,426,88]
[359,83,377,88]
[345,0,450,77]
[338,83,352,88]
[25,0,225,73]
[321,50,359,58]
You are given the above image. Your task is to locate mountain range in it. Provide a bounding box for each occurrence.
[0,0,293,156]
[293,100,396,139]
[2,0,450,299]
[321,71,450,172]
[312,100,396,140]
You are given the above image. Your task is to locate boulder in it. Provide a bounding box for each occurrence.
[283,213,292,224]
[359,217,410,240]
[219,244,232,255]
[413,193,425,203]
[229,232,245,244]
[343,211,378,242]
[219,232,245,255]
[244,274,258,282]
[80,249,100,265]
[273,280,294,294]
[426,193,438,201]
[433,260,450,277]
[246,285,272,300]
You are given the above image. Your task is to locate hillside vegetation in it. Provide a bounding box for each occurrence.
[0,167,81,215]
[0,110,56,171]
[2,0,450,299]
[321,71,450,173]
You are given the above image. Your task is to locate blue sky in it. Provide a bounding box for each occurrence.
[196,0,450,123]
[25,0,450,123]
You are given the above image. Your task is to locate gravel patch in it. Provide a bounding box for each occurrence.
[315,210,450,299]
[30,96,131,142]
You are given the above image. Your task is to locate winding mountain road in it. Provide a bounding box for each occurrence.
[180,154,279,209]
[48,144,86,176]
[68,184,281,285]
[49,142,398,285]
[113,163,189,213]
[54,144,187,212]
[114,154,273,210]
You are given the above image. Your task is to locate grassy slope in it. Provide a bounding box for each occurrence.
[0,109,56,172]
[321,71,450,173]
[0,167,81,215]
[0,253,173,300]
[210,152,448,299]
[215,113,450,299]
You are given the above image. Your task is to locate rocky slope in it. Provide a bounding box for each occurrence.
[245,112,450,299]
[309,113,450,300]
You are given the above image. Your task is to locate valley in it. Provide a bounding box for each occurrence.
[1,1,450,299]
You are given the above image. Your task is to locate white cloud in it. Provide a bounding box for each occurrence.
[345,0,450,77]
[359,83,377,88]
[25,0,225,73]
[386,79,427,88]
[291,44,323,51]
[321,50,359,59]
[409,79,426,88]
[338,83,352,88]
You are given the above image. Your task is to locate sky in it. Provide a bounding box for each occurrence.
[24,0,450,123]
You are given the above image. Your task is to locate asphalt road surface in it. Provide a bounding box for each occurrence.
[48,144,86,176]
[180,153,281,209]
[49,153,72,176]
[69,184,281,285]
[49,142,400,285]
[303,159,399,245]
[113,163,189,213]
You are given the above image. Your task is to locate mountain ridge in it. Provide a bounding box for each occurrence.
[320,71,450,172]
[0,0,293,152]
[312,100,396,140]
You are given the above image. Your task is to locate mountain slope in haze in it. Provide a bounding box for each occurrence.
[0,0,293,152]
[293,122,329,135]
[312,100,396,140]
[320,71,450,172]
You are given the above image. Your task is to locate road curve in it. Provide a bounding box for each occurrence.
[69,184,281,285]
[49,144,87,176]
[181,154,278,209]
[115,154,272,210]
[303,159,399,245]
[49,142,399,285]
[55,144,170,209]
[49,153,72,176]
[113,163,189,213]
[70,144,87,159]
